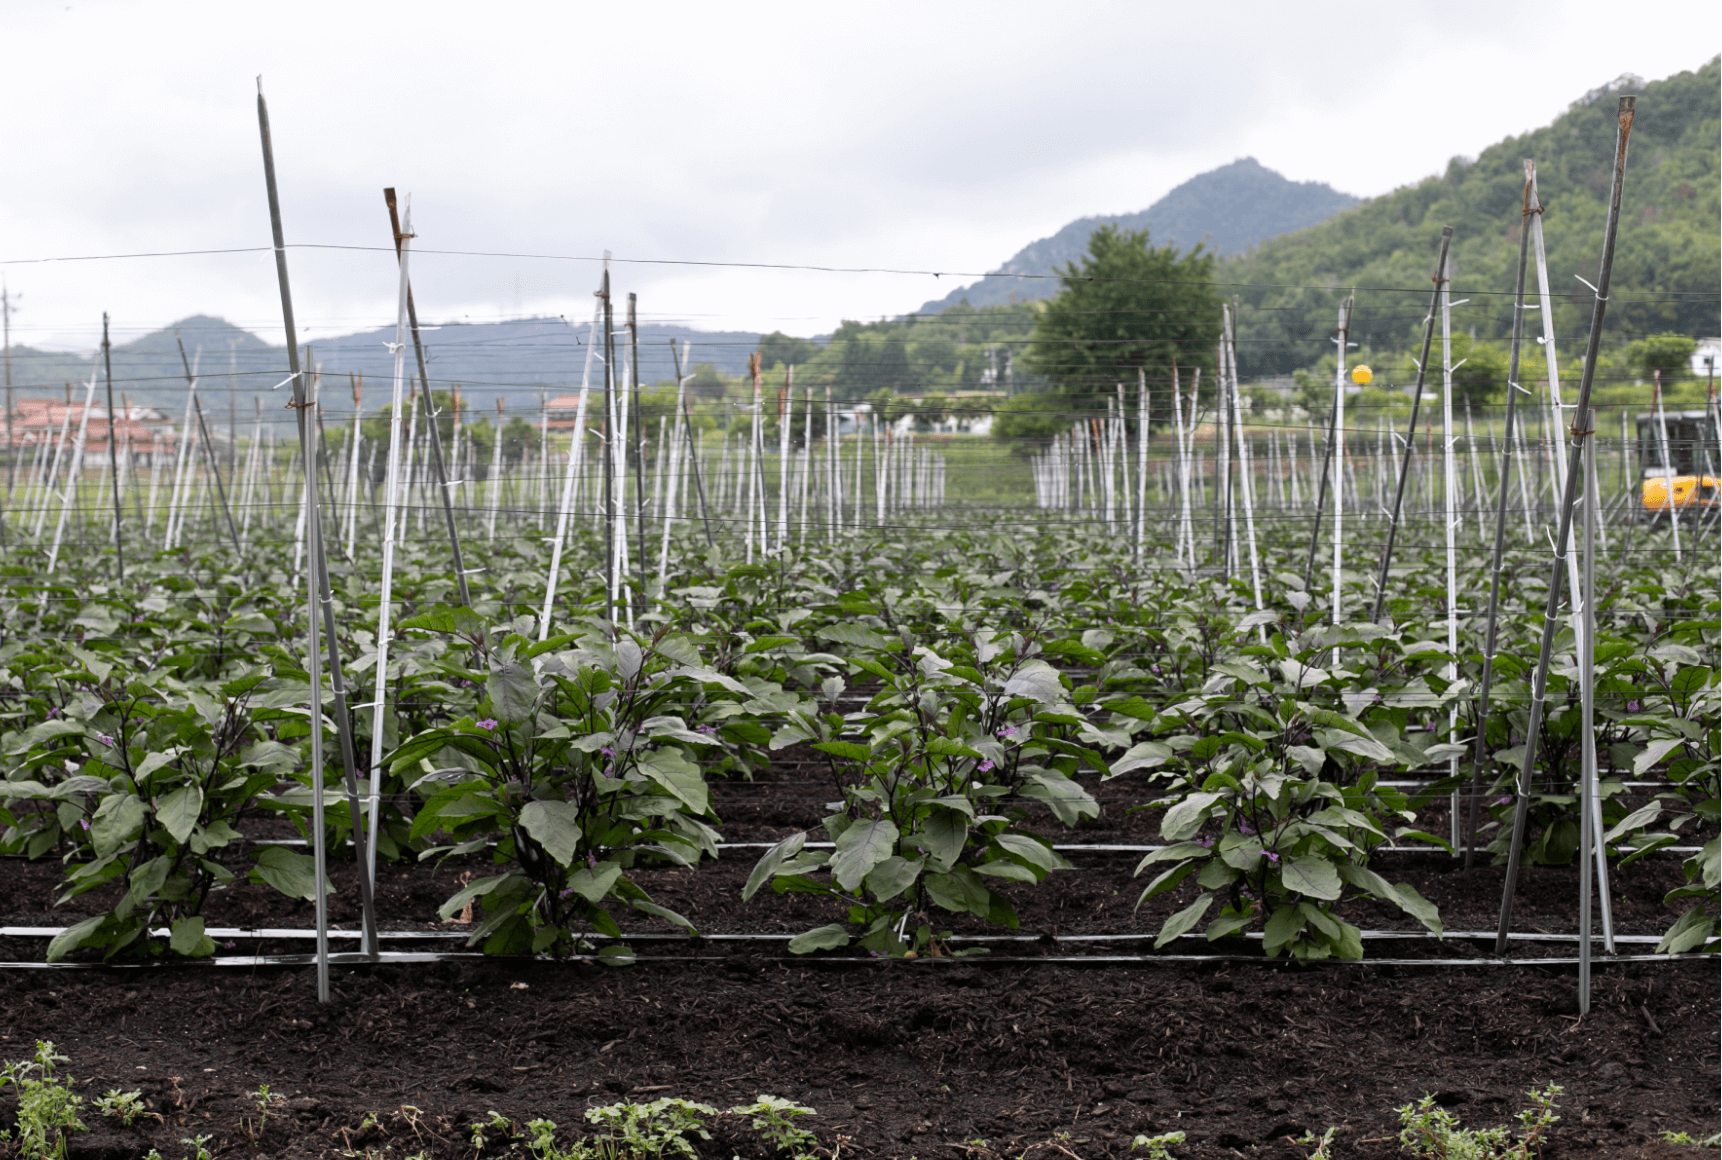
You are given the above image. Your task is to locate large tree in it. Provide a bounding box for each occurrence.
[1024,224,1223,408]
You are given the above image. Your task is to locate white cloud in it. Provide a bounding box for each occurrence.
[2,0,1714,350]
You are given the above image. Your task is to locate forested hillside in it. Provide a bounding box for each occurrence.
[1225,59,1720,376]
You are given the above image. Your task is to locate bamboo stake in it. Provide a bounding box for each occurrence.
[777,367,792,550]
[100,315,125,580]
[1578,407,1598,1011]
[1496,96,1636,951]
[1326,298,1354,640]
[258,82,379,982]
[1460,166,1542,863]
[1370,230,1452,621]
[175,335,243,558]
[627,294,647,582]
[1302,300,1349,595]
[46,371,97,573]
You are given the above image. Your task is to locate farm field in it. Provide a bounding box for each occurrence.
[2,82,1717,1160]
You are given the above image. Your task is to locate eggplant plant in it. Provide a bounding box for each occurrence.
[1115,619,1451,959]
[387,612,734,959]
[747,623,1101,957]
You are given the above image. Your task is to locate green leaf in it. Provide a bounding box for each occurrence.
[156,785,203,845]
[787,924,850,954]
[743,832,806,902]
[47,914,107,963]
[486,651,540,729]
[1134,859,1198,911]
[863,855,922,902]
[1205,909,1256,941]
[1633,738,1686,776]
[1161,792,1221,841]
[924,865,991,917]
[517,800,584,867]
[250,847,331,901]
[169,916,216,958]
[1315,728,1396,763]
[916,809,969,873]
[397,605,488,637]
[1109,740,1173,778]
[994,832,1070,873]
[1154,894,1213,947]
[1018,768,1100,826]
[637,751,710,815]
[745,635,800,653]
[1603,802,1664,844]
[437,873,512,921]
[1280,855,1342,901]
[973,859,1038,883]
[832,818,899,892]
[1656,904,1719,954]
[1262,904,1306,957]
[812,740,873,762]
[566,862,623,904]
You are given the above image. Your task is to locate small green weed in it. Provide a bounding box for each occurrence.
[728,1095,818,1158]
[1661,1130,1722,1147]
[0,1041,87,1160]
[93,1087,151,1127]
[1399,1083,1562,1159]
[1131,1131,1186,1159]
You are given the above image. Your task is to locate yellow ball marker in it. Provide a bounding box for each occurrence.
[1350,365,1373,385]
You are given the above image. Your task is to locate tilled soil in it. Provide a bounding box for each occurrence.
[0,956,1714,1159]
[2,773,1715,1157]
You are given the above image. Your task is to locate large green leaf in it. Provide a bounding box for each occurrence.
[1262,904,1307,956]
[437,873,512,921]
[1154,894,1213,947]
[250,847,330,901]
[518,799,584,868]
[46,915,108,963]
[156,785,203,845]
[743,832,806,902]
[1161,791,1220,841]
[863,855,923,901]
[638,751,709,815]
[787,924,850,954]
[1656,904,1719,954]
[924,865,991,918]
[832,818,899,892]
[170,916,216,958]
[916,809,968,872]
[486,651,539,729]
[1280,855,1342,901]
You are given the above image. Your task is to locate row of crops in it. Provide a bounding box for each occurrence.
[1,493,1715,967]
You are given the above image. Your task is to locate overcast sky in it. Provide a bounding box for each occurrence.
[3,0,1716,354]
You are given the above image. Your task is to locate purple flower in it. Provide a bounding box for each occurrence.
[79,819,90,831]
[1237,822,1255,836]
[599,746,616,757]
[1151,665,1162,675]
[1497,795,1512,805]
[978,760,995,773]
[1196,837,1214,849]
[695,724,718,735]
[476,718,499,731]
[1626,700,1641,712]
[96,734,114,748]
[1265,851,1280,864]
[996,726,1016,738]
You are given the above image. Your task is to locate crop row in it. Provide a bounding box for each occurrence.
[0,515,1715,966]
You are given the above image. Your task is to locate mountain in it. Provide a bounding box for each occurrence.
[1225,58,1721,376]
[916,158,1359,315]
[2,314,768,422]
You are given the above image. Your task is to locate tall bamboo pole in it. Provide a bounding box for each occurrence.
[1469,162,1561,863]
[258,83,379,983]
[1496,97,1636,951]
[1369,231,1451,621]
[384,189,470,606]
[100,315,125,579]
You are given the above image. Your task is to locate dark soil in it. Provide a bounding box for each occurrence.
[1,956,1714,1159]
[2,772,1715,1157]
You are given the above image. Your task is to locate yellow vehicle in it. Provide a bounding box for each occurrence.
[1638,410,1721,519]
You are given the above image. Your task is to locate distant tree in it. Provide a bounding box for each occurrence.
[1623,332,1697,385]
[760,331,823,370]
[688,363,731,402]
[1024,225,1223,409]
[992,392,1083,445]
